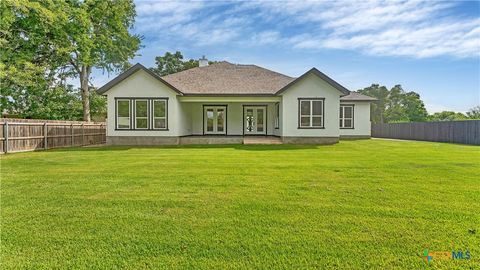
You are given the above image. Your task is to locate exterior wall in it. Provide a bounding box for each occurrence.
[105,69,183,137]
[188,102,277,135]
[339,101,371,137]
[280,73,342,137]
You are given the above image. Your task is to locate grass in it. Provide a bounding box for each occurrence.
[1,139,479,269]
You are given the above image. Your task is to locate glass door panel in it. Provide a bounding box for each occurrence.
[204,106,226,134]
[244,106,267,135]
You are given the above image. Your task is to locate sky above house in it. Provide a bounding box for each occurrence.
[92,0,480,113]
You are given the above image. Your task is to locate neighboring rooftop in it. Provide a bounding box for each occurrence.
[161,61,295,95]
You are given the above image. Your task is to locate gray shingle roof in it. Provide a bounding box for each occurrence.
[340,91,378,101]
[161,61,295,95]
[96,62,376,102]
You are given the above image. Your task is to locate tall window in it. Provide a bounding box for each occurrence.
[340,105,354,129]
[135,100,148,129]
[274,103,280,129]
[153,99,167,129]
[116,99,131,129]
[298,98,324,128]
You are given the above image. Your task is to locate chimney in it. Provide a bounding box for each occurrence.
[199,55,208,67]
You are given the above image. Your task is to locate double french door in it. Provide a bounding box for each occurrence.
[204,106,226,134]
[244,106,267,135]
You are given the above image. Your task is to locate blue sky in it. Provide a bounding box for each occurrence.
[93,0,480,113]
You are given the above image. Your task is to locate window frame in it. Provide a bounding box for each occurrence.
[274,102,280,129]
[298,98,325,129]
[152,99,168,130]
[134,99,149,130]
[202,105,228,135]
[340,104,354,129]
[114,97,169,131]
[116,99,131,130]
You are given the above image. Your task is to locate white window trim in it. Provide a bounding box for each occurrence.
[299,99,324,128]
[134,99,149,130]
[116,99,131,130]
[340,105,354,129]
[152,99,167,130]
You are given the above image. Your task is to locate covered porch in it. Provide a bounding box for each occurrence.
[178,96,281,137]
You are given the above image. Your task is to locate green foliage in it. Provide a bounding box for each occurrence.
[429,111,468,121]
[0,0,140,121]
[150,51,217,76]
[2,141,479,269]
[466,106,480,119]
[358,84,428,123]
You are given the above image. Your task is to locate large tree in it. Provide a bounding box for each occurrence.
[357,84,428,123]
[150,51,216,76]
[65,0,141,121]
[1,0,137,121]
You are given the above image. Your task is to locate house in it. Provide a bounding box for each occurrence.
[97,58,377,145]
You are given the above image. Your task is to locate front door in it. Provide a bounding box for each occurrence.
[204,106,226,134]
[244,106,267,135]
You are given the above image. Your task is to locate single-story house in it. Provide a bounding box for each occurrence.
[97,58,377,145]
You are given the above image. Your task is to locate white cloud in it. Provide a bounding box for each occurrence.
[133,0,480,58]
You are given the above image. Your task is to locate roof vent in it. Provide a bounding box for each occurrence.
[199,55,208,67]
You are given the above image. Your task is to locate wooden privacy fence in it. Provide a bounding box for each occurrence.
[372,120,480,145]
[0,118,106,153]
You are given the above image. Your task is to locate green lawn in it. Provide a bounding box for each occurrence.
[1,139,479,269]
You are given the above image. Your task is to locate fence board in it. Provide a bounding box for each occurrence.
[372,120,480,145]
[0,118,105,153]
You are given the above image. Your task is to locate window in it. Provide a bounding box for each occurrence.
[298,98,324,128]
[153,99,167,129]
[340,105,354,129]
[116,99,131,129]
[135,100,148,129]
[274,103,280,129]
[115,98,168,130]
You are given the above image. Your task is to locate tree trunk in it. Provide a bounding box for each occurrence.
[80,65,91,122]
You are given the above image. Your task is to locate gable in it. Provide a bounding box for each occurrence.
[96,64,182,96]
[276,68,350,96]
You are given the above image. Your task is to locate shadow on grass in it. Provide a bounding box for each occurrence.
[47,143,320,153]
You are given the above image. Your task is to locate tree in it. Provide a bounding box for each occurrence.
[0,1,73,118]
[357,84,427,123]
[65,0,141,121]
[466,106,480,119]
[150,51,217,76]
[402,91,428,122]
[357,84,389,123]
[1,1,136,121]
[429,111,467,121]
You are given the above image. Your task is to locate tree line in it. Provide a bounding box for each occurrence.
[358,84,479,123]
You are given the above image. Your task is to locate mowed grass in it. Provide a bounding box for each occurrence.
[1,139,479,269]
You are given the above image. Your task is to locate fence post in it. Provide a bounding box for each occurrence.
[81,123,85,146]
[71,123,74,146]
[43,122,48,150]
[4,122,8,153]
